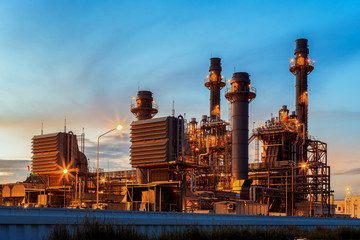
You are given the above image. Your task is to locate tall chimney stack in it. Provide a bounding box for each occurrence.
[290,39,314,162]
[205,58,226,120]
[225,72,256,180]
[130,90,158,184]
[290,39,314,139]
[131,90,158,121]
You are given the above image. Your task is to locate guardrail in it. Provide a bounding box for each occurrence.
[225,86,256,95]
[1,206,360,240]
[130,102,158,110]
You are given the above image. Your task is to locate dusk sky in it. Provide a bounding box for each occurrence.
[0,1,359,199]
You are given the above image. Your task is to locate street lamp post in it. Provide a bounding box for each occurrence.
[63,169,68,208]
[289,161,308,216]
[291,163,294,216]
[96,125,123,208]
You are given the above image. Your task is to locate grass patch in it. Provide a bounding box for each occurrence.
[47,220,360,240]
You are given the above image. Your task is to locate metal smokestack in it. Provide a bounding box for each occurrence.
[225,72,256,180]
[131,90,158,121]
[130,90,158,184]
[290,39,314,139]
[205,58,225,120]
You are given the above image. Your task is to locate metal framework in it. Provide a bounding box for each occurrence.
[248,111,331,216]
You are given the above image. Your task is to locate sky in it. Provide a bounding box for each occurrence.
[0,0,359,199]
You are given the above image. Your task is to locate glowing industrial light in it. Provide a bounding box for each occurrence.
[24,204,28,209]
[116,125,123,131]
[301,164,307,168]
[101,178,106,182]
[195,148,199,152]
[63,169,68,174]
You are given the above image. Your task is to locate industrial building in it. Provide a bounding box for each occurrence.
[1,39,335,216]
[334,189,360,218]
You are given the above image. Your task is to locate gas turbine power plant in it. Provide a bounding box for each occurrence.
[0,39,334,217]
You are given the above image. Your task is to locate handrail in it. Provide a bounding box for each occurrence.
[289,58,315,68]
[225,86,256,95]
[204,75,226,85]
[131,103,158,110]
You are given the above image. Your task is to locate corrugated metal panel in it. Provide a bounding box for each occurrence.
[32,133,64,174]
[31,132,85,175]
[130,117,178,166]
[265,145,280,163]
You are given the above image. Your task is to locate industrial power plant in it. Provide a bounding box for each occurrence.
[0,39,335,217]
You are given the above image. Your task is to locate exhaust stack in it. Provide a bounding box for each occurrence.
[225,72,256,180]
[130,90,158,184]
[290,38,314,139]
[205,58,226,120]
[131,91,158,121]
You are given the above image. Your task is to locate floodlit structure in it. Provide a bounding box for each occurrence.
[1,38,333,216]
[225,72,256,181]
[248,39,331,216]
[124,39,332,215]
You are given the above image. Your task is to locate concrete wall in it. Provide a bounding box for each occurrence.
[1,206,360,240]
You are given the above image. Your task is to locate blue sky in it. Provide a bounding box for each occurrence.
[0,1,359,199]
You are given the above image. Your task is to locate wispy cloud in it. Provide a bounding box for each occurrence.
[84,134,131,171]
[0,160,31,184]
[333,168,360,176]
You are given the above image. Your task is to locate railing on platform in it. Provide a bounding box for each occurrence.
[1,206,360,240]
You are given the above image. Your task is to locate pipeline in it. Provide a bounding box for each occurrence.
[198,135,210,164]
[177,115,185,162]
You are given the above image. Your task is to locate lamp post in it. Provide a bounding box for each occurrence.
[289,161,308,216]
[63,169,68,208]
[96,124,123,208]
[291,163,294,216]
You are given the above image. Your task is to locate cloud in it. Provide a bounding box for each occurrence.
[333,168,360,176]
[84,134,132,171]
[0,172,14,176]
[0,160,31,184]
